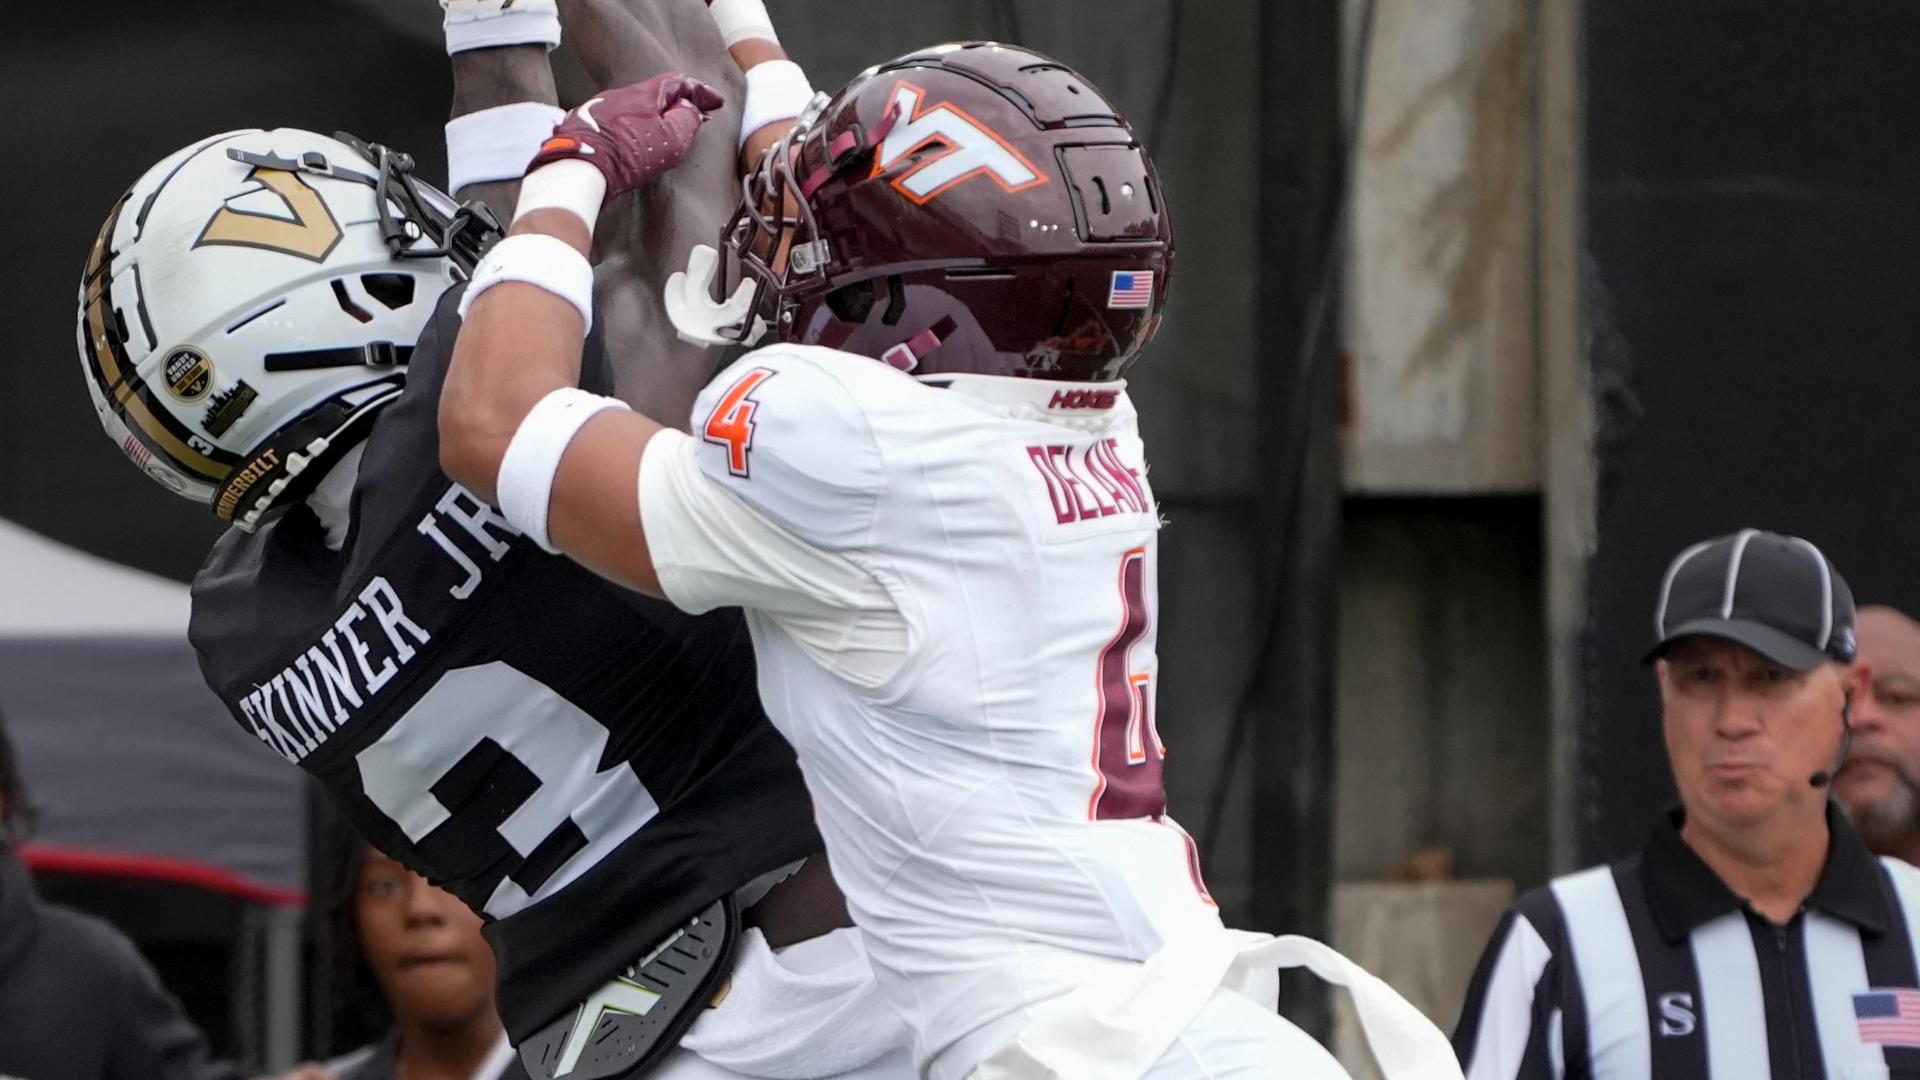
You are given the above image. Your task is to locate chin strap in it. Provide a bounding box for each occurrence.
[665,245,769,346]
[879,317,958,373]
[215,378,402,531]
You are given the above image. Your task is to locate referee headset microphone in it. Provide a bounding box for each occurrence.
[1808,691,1854,789]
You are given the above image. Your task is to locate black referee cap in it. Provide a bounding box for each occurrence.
[1647,529,1857,670]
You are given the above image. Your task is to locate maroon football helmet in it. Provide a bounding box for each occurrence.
[719,42,1172,382]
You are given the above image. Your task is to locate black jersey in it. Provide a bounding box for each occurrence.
[189,288,820,1041]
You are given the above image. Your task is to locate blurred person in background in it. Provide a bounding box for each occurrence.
[1833,605,1920,865]
[324,842,526,1080]
[0,705,225,1080]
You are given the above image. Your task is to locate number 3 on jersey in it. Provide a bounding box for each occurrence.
[703,367,776,478]
[357,663,658,920]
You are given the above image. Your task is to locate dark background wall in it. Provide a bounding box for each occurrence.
[1580,0,1920,861]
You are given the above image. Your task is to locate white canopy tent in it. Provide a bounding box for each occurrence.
[0,515,192,636]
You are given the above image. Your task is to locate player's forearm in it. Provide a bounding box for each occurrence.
[441,206,669,597]
[440,209,593,503]
[736,40,800,170]
[705,0,812,172]
[555,0,670,91]
[727,37,787,73]
[451,43,559,118]
[448,45,562,217]
[441,2,567,217]
[445,73,716,582]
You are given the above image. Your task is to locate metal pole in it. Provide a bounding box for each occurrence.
[1536,0,1593,874]
[262,903,305,1070]
[1251,0,1347,1041]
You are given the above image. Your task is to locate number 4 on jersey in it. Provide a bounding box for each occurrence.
[703,367,776,478]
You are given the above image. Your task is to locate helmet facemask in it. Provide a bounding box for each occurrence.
[708,92,903,346]
[215,135,497,531]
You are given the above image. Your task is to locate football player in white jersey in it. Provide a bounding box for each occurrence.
[436,31,1460,1080]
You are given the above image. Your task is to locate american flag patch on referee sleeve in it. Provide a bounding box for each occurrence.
[1855,988,1920,1046]
[1107,271,1153,309]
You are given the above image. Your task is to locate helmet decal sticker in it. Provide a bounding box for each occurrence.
[194,167,344,263]
[203,380,260,437]
[872,82,1047,205]
[164,346,213,402]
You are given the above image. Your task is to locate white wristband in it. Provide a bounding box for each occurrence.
[446,102,568,194]
[739,60,815,150]
[707,0,778,47]
[513,159,607,235]
[459,233,595,332]
[442,0,562,54]
[497,388,631,553]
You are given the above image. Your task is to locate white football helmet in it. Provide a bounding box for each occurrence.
[77,128,495,529]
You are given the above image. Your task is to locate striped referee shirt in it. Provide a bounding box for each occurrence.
[1453,803,1920,1079]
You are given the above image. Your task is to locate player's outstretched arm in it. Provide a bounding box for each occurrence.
[448,47,558,221]
[703,0,815,171]
[440,74,724,595]
[443,0,726,223]
[442,1,564,222]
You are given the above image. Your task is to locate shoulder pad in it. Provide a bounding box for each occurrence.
[685,346,884,550]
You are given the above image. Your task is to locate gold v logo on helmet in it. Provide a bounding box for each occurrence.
[194,167,343,262]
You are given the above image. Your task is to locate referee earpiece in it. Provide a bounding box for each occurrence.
[1810,691,1855,788]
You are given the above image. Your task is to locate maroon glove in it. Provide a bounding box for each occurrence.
[527,73,726,198]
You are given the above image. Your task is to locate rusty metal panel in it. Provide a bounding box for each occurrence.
[1343,0,1540,493]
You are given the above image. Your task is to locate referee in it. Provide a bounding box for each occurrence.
[1453,529,1920,1079]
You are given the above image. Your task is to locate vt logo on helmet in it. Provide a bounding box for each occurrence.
[870,81,1046,205]
[677,41,1173,384]
[77,129,496,529]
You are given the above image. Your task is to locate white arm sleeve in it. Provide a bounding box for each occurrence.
[640,429,907,688]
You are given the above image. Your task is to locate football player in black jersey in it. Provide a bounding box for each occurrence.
[74,2,908,1077]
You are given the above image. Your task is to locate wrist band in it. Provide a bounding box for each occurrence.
[446,102,568,194]
[707,0,778,47]
[497,388,631,553]
[442,0,562,54]
[459,233,595,332]
[514,159,607,235]
[739,60,814,150]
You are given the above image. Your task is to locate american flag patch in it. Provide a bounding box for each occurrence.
[1856,989,1920,1046]
[1107,271,1154,309]
[121,434,152,471]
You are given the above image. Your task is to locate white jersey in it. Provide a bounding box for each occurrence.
[639,344,1224,1079]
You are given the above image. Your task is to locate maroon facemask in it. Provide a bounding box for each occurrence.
[714,41,1174,383]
